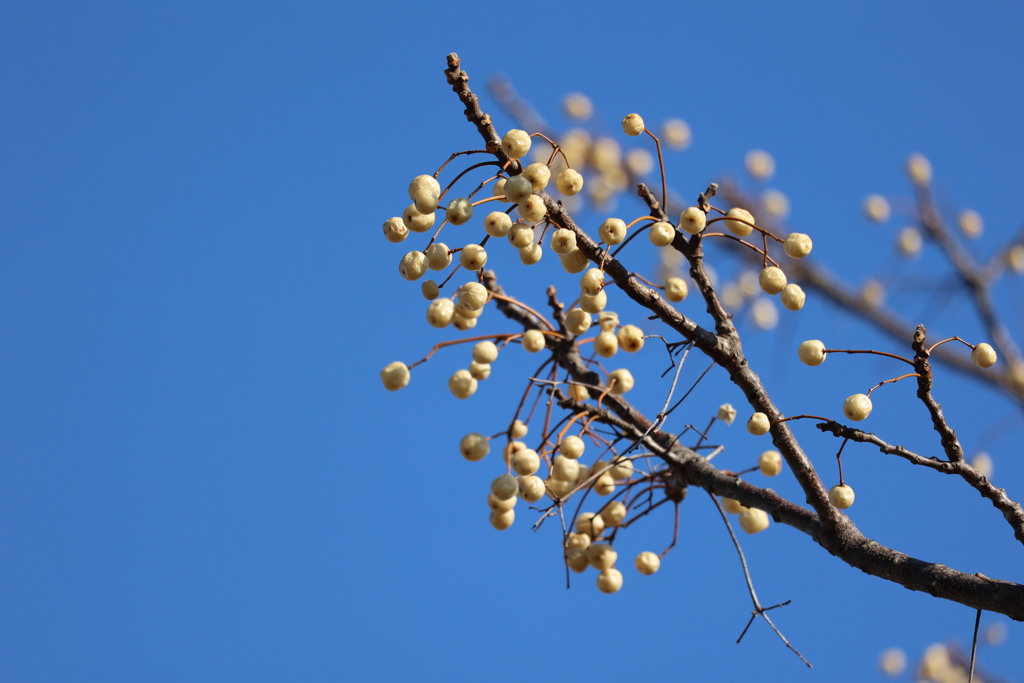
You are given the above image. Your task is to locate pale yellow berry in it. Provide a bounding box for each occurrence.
[598,218,627,245]
[484,211,513,237]
[469,361,491,380]
[621,113,645,136]
[739,507,770,534]
[892,228,921,260]
[518,195,547,223]
[472,341,498,364]
[402,203,435,233]
[717,404,737,425]
[745,149,775,180]
[722,497,743,514]
[380,361,410,391]
[959,209,983,239]
[663,118,691,149]
[565,308,592,336]
[559,249,589,274]
[425,242,452,271]
[546,476,574,500]
[579,290,608,314]
[607,369,634,394]
[426,298,455,328]
[1007,244,1024,274]
[600,501,627,527]
[751,298,778,330]
[863,194,890,223]
[556,168,584,196]
[522,162,551,191]
[861,278,885,307]
[798,339,827,366]
[843,394,872,421]
[519,243,543,265]
[566,532,591,550]
[508,222,534,249]
[609,457,633,481]
[679,206,706,234]
[502,175,532,203]
[905,153,932,187]
[557,436,584,461]
[501,129,532,160]
[563,92,593,120]
[457,282,488,312]
[635,551,661,575]
[412,186,438,214]
[490,508,515,530]
[758,450,783,477]
[758,267,787,295]
[593,472,616,496]
[783,232,813,258]
[492,474,519,500]
[576,512,605,538]
[971,452,994,478]
[451,315,477,331]
[580,268,605,296]
[878,648,907,677]
[780,284,806,311]
[649,221,676,247]
[509,419,528,439]
[829,484,855,509]
[566,547,590,573]
[972,342,997,368]
[626,148,654,175]
[747,412,770,435]
[587,542,618,570]
[446,197,473,226]
[421,280,439,300]
[408,174,441,199]
[492,178,506,199]
[502,440,526,464]
[518,475,546,502]
[597,311,619,332]
[617,324,644,352]
[487,492,516,512]
[665,277,688,302]
[448,369,478,399]
[597,567,623,593]
[382,216,409,243]
[460,433,489,461]
[522,329,546,353]
[550,228,578,255]
[552,455,580,483]
[761,189,789,219]
[399,251,428,281]
[512,448,540,476]
[594,330,618,358]
[724,207,755,237]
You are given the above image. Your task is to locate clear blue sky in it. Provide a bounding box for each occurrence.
[1,2,1022,681]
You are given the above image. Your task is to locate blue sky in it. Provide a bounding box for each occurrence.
[1,2,1022,681]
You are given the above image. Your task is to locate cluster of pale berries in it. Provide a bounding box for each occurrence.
[461,416,661,594]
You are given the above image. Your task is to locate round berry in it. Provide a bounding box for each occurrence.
[560,435,585,459]
[380,361,410,391]
[599,218,627,245]
[565,308,592,336]
[459,244,488,271]
[780,284,806,311]
[607,368,634,394]
[399,251,428,281]
[408,174,440,200]
[382,216,409,243]
[518,195,547,223]
[972,342,997,368]
[959,209,983,239]
[502,175,532,203]
[679,206,706,235]
[552,455,580,483]
[457,282,488,312]
[609,457,633,481]
[446,197,474,226]
[897,226,923,258]
[724,207,755,237]
[425,242,452,271]
[413,187,439,214]
[587,542,618,570]
[717,404,737,425]
[402,203,435,233]
[559,250,589,274]
[566,547,590,573]
[489,508,515,530]
[508,222,535,249]
[829,484,855,509]
[522,163,551,191]
[649,221,676,247]
[491,474,519,500]
[600,501,627,527]
[460,433,490,461]
[512,448,540,476]
[798,339,827,366]
[722,497,743,514]
[739,507,769,534]
[594,330,618,358]
[468,361,491,380]
[863,194,890,223]
[522,329,546,353]
[518,475,546,502]
[556,168,584,196]
[746,412,770,435]
[663,118,691,149]
[759,266,787,295]
[905,153,932,187]
[448,369,478,399]
[580,268,605,296]
[579,290,607,314]
[665,277,688,302]
[758,450,782,477]
[621,113,645,136]
[783,232,813,258]
[518,244,542,267]
[421,280,439,300]
[596,567,623,593]
[635,551,661,575]
[501,129,532,159]
[472,341,499,364]
[745,149,775,180]
[617,324,644,352]
[484,211,513,237]
[550,228,578,256]
[843,394,872,421]
[576,512,605,538]
[426,298,455,328]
